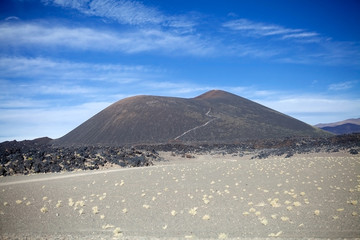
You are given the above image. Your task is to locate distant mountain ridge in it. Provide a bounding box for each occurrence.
[315,118,360,135]
[315,118,360,128]
[321,123,360,135]
[53,90,331,146]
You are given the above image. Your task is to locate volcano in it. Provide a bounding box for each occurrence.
[53,90,331,146]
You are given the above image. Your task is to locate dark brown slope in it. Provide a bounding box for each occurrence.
[53,90,331,146]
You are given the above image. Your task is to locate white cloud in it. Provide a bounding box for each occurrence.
[0,97,50,109]
[0,78,97,101]
[282,32,319,39]
[5,16,20,21]
[222,18,360,66]
[223,18,321,42]
[120,29,214,56]
[223,18,306,38]
[256,95,360,125]
[142,81,213,97]
[0,22,213,56]
[44,0,163,25]
[224,43,283,59]
[1,20,357,65]
[0,22,123,50]
[0,57,154,109]
[0,57,152,83]
[328,81,357,91]
[40,84,95,95]
[44,0,197,30]
[86,0,164,25]
[224,86,279,99]
[0,101,111,141]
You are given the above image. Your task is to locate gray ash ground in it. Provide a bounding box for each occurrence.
[0,134,359,176]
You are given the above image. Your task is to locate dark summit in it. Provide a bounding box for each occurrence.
[53,90,331,146]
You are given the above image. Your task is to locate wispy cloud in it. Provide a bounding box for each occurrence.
[282,32,319,40]
[44,0,164,25]
[0,56,170,112]
[0,101,112,141]
[43,0,197,31]
[0,56,219,107]
[2,18,357,65]
[328,81,358,91]
[223,18,317,40]
[5,16,20,21]
[0,22,213,56]
[222,18,360,66]
[140,80,214,97]
[0,56,155,83]
[256,95,360,125]
[224,84,360,124]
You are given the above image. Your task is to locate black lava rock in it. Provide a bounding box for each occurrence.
[349,149,358,155]
[0,142,159,176]
[1,133,359,176]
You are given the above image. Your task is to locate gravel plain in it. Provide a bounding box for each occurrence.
[0,151,359,239]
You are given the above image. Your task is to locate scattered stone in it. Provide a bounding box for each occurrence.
[268,231,282,237]
[102,224,114,229]
[218,233,228,239]
[188,207,198,216]
[350,200,358,205]
[40,206,48,213]
[113,227,122,237]
[349,149,358,155]
[259,217,268,225]
[92,206,99,214]
[202,214,210,220]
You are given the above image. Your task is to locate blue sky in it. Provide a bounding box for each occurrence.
[0,0,359,141]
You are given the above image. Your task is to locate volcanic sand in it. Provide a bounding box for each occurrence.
[0,151,359,239]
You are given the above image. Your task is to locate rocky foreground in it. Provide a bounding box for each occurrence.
[0,139,159,176]
[0,148,359,239]
[0,134,359,176]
